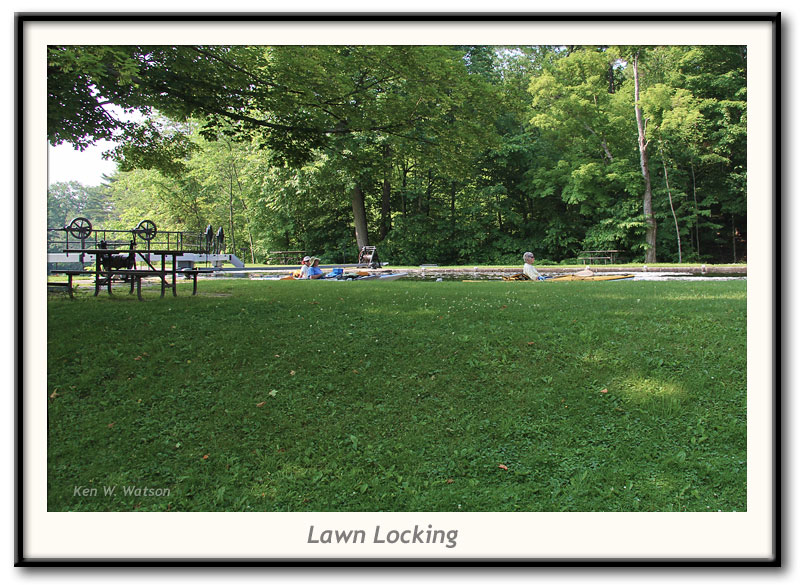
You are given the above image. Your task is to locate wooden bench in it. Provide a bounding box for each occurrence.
[51,268,204,300]
[268,250,308,265]
[180,267,215,295]
[578,250,621,265]
[48,270,90,298]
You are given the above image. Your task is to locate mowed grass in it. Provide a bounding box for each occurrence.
[47,278,746,512]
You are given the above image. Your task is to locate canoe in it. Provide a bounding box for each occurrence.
[471,273,635,282]
[548,274,634,282]
[324,272,409,281]
[340,272,408,281]
[279,272,408,281]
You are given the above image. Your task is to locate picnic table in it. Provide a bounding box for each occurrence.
[268,250,308,265]
[578,250,621,265]
[53,248,204,300]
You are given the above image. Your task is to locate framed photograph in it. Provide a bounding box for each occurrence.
[18,12,779,565]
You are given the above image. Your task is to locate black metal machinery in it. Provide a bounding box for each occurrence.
[51,217,226,255]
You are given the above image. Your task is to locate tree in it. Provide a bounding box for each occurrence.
[104,170,202,233]
[47,181,115,229]
[48,46,142,149]
[674,46,747,262]
[527,47,644,259]
[48,45,500,256]
[631,49,658,262]
[633,45,746,262]
[49,44,746,265]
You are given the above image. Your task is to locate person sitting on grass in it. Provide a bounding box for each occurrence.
[293,256,312,279]
[307,257,324,279]
[522,252,546,280]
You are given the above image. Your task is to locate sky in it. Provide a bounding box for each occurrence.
[47,100,138,186]
[48,141,119,187]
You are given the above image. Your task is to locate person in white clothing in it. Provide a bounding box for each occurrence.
[296,256,312,279]
[522,252,544,280]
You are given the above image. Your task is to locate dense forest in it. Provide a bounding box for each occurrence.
[47,45,747,265]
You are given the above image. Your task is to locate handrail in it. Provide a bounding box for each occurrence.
[47,227,208,254]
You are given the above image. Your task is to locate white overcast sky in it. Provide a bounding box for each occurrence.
[47,100,140,186]
[48,141,119,186]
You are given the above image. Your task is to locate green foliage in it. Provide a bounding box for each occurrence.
[47,182,116,229]
[112,118,197,177]
[47,44,747,265]
[105,169,202,233]
[381,214,451,265]
[48,46,143,149]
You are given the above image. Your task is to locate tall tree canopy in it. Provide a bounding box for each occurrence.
[48,44,747,265]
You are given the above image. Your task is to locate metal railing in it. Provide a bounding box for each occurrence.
[48,227,208,253]
[47,218,225,256]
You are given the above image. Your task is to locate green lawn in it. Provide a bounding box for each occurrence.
[47,278,746,512]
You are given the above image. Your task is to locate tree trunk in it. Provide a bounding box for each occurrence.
[450,181,457,233]
[227,149,256,263]
[380,177,391,241]
[660,146,682,263]
[228,175,237,259]
[608,61,616,93]
[633,52,657,263]
[584,123,614,162]
[351,183,369,250]
[425,170,433,216]
[379,145,392,241]
[417,166,424,213]
[401,164,408,215]
[690,161,701,257]
[496,191,503,232]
